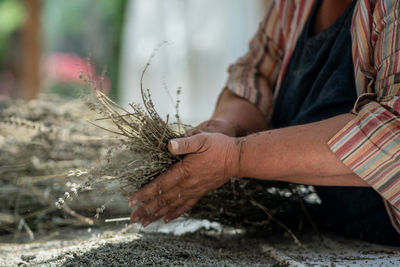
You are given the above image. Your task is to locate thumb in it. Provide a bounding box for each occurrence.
[168,135,207,155]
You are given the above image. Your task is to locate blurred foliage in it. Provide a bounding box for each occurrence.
[0,0,125,100]
[42,0,126,101]
[0,0,26,69]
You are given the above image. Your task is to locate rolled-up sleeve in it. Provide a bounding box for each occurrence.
[225,0,284,117]
[328,0,400,229]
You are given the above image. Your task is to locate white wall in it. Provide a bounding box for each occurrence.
[120,0,265,126]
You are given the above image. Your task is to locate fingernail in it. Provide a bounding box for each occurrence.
[170,140,178,152]
[130,199,137,207]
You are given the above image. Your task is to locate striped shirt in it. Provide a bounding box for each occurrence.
[226,0,400,232]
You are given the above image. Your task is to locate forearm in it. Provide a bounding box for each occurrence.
[211,88,268,136]
[238,113,369,187]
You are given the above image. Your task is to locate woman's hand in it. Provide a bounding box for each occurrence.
[129,132,241,227]
[186,119,239,137]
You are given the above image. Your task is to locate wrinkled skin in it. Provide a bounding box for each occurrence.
[129,122,240,226]
[186,119,238,137]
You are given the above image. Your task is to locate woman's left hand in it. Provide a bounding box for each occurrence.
[129,132,241,227]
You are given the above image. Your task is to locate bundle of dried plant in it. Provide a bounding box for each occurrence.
[53,54,185,217]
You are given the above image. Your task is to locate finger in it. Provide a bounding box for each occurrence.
[139,195,187,226]
[185,127,202,136]
[130,198,168,224]
[168,134,208,155]
[129,162,185,205]
[164,198,198,223]
[186,121,210,136]
[130,185,184,222]
[140,214,158,227]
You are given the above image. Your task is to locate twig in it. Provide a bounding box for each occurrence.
[249,198,303,247]
[105,217,131,223]
[16,173,69,185]
[17,218,35,241]
[116,223,138,235]
[0,212,18,224]
[62,204,94,225]
[291,185,322,241]
[25,184,94,225]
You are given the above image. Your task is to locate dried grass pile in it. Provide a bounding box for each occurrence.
[0,54,318,242]
[0,95,120,237]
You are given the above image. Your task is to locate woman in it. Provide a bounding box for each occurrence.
[130,0,400,245]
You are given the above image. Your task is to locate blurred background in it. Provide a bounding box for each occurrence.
[0,0,267,125]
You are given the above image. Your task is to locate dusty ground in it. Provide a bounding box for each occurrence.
[0,222,276,266]
[1,219,399,266]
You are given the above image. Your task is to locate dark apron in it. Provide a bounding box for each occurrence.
[272,0,400,245]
